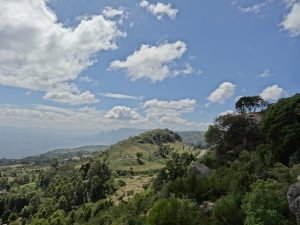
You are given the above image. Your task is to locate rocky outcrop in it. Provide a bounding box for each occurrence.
[287,182,300,224]
[200,201,215,215]
[188,162,212,177]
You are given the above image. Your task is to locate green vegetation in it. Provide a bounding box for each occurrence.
[1,94,300,224]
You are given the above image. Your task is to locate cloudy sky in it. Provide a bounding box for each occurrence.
[0,0,299,132]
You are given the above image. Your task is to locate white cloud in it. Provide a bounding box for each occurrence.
[281,2,300,36]
[258,69,273,78]
[260,84,287,101]
[219,110,235,116]
[172,63,201,76]
[105,106,142,120]
[238,3,267,14]
[0,0,126,104]
[110,41,187,82]
[143,98,196,125]
[102,6,125,19]
[102,6,127,24]
[0,104,106,130]
[43,84,99,105]
[0,104,142,130]
[78,75,94,83]
[139,0,178,20]
[101,93,143,100]
[208,82,236,104]
[0,98,207,130]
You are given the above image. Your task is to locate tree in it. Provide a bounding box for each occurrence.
[205,113,263,160]
[147,198,200,225]
[166,153,195,181]
[89,176,104,202]
[242,179,285,225]
[49,210,66,225]
[2,210,11,222]
[158,145,171,158]
[136,152,143,159]
[235,96,267,114]
[212,194,243,225]
[21,205,31,219]
[58,195,68,211]
[260,94,300,164]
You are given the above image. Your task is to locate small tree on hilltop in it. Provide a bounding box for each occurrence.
[235,96,268,114]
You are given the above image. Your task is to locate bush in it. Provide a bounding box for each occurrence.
[242,179,286,225]
[147,198,200,225]
[212,194,243,225]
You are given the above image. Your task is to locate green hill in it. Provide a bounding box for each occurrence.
[17,145,108,164]
[97,129,199,173]
[94,129,201,204]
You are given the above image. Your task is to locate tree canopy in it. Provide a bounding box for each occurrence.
[261,93,300,164]
[235,96,267,114]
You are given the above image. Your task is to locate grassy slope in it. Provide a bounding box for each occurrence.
[94,129,202,203]
[97,130,198,173]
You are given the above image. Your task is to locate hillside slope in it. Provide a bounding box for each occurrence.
[97,129,200,173]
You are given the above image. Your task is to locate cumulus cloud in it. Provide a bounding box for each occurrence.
[0,98,206,130]
[281,2,300,36]
[143,98,197,125]
[208,82,236,104]
[101,93,143,100]
[105,106,142,120]
[110,41,187,82]
[139,0,178,20]
[260,84,288,101]
[43,84,99,105]
[0,0,126,104]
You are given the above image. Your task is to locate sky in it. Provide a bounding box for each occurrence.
[0,0,299,133]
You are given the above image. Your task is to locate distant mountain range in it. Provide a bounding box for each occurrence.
[0,126,206,159]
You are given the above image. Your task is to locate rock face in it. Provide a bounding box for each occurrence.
[287,182,300,224]
[188,162,212,177]
[200,201,215,215]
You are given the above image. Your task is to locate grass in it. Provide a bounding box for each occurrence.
[98,140,200,174]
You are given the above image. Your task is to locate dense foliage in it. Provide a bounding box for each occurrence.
[261,93,300,164]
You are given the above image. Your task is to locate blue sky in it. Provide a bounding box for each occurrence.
[0,0,299,132]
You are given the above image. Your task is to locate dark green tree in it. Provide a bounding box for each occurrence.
[58,195,68,211]
[236,96,267,114]
[205,113,263,160]
[212,194,243,225]
[261,94,300,164]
